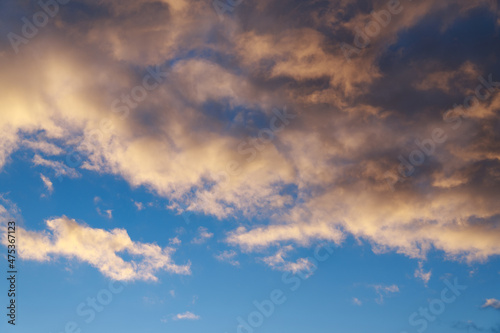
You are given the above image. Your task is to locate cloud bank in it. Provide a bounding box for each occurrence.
[1,0,499,274]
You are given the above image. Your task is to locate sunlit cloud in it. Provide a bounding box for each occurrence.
[8,216,191,281]
[482,298,500,309]
[173,311,200,321]
[0,0,498,281]
[40,173,54,194]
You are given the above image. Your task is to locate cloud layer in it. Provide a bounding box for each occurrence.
[1,0,499,274]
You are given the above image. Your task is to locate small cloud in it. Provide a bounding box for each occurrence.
[214,250,240,266]
[261,245,315,276]
[169,236,181,245]
[134,201,144,211]
[175,227,186,235]
[169,290,175,298]
[173,311,200,321]
[469,268,478,277]
[192,226,213,244]
[482,298,500,309]
[414,261,431,285]
[352,297,362,306]
[371,284,399,304]
[40,173,53,194]
[94,196,101,204]
[96,207,113,219]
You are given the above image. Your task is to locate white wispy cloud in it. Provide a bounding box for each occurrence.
[169,236,181,246]
[173,311,200,320]
[352,297,362,306]
[8,216,191,281]
[214,250,240,266]
[192,226,213,244]
[414,262,432,285]
[261,245,315,275]
[40,173,54,194]
[134,201,144,211]
[96,207,113,219]
[371,284,399,304]
[33,154,80,178]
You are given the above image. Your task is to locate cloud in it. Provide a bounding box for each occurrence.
[169,237,181,246]
[0,0,499,272]
[191,226,214,244]
[173,311,200,321]
[482,298,500,309]
[0,195,21,228]
[214,250,240,266]
[227,222,344,251]
[414,262,432,285]
[134,201,144,211]
[96,207,113,219]
[352,297,362,306]
[40,173,54,194]
[22,140,64,156]
[33,155,80,178]
[7,216,190,281]
[261,245,315,275]
[371,284,400,304]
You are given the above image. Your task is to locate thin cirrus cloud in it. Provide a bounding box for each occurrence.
[40,173,54,194]
[414,262,432,285]
[482,299,500,309]
[173,311,200,321]
[0,0,499,276]
[214,250,240,266]
[352,298,362,306]
[371,284,400,304]
[5,216,191,281]
[191,226,214,245]
[261,245,315,274]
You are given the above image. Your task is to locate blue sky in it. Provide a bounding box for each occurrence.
[1,0,500,332]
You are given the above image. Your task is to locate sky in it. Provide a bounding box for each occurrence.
[0,0,500,332]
